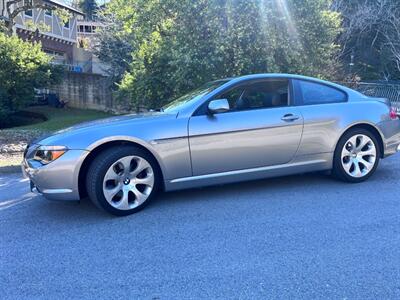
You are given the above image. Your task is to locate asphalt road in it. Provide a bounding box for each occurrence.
[1,156,400,299]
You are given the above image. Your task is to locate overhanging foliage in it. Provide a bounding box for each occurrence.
[96,0,342,110]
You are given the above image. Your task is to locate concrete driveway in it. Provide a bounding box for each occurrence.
[1,156,399,299]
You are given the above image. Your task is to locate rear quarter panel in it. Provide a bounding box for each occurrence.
[296,99,389,157]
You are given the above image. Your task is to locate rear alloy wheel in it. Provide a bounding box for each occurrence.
[333,129,380,183]
[86,146,160,216]
[341,134,376,178]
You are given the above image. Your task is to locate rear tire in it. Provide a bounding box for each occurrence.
[86,146,160,216]
[332,128,380,183]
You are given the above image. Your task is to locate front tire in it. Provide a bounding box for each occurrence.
[86,146,160,216]
[333,128,380,183]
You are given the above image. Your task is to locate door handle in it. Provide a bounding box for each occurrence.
[281,114,300,122]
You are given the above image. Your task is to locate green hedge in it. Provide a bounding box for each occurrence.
[0,32,62,119]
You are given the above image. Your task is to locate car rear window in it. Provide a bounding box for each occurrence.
[298,80,347,105]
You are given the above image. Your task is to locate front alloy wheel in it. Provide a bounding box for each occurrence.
[86,146,160,216]
[103,156,155,210]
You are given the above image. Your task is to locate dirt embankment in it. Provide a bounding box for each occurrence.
[0,129,48,172]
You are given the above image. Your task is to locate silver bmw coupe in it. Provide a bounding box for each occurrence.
[23,74,400,215]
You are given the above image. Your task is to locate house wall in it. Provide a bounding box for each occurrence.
[72,46,110,76]
[1,1,83,63]
[18,29,74,60]
[16,9,78,43]
[1,1,80,42]
[52,72,114,111]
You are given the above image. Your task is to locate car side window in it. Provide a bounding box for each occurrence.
[219,79,289,112]
[298,80,346,105]
[220,87,244,109]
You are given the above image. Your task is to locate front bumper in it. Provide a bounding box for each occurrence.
[22,146,89,201]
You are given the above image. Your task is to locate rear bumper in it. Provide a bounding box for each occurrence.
[377,119,400,157]
[384,139,400,157]
[22,148,89,201]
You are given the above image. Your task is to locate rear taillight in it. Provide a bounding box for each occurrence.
[390,107,399,120]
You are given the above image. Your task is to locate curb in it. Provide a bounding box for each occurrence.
[0,150,23,174]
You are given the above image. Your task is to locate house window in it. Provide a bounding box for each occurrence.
[45,9,52,16]
[64,19,70,29]
[43,49,65,58]
[24,0,33,17]
[25,9,33,17]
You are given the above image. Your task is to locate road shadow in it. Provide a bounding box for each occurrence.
[2,155,397,222]
[152,171,334,207]
[150,155,398,210]
[4,171,332,223]
[0,166,20,174]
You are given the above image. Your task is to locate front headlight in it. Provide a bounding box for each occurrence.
[33,146,68,164]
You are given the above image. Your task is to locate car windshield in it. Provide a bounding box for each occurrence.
[162,80,229,112]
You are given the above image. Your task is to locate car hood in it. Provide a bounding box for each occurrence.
[60,112,172,132]
[32,111,178,146]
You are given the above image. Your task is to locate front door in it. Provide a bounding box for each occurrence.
[188,79,304,176]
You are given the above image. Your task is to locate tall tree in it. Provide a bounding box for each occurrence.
[79,0,99,20]
[96,0,342,110]
[333,0,400,80]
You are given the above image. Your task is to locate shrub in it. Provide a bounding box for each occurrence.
[0,32,62,120]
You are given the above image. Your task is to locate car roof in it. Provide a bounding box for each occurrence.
[217,73,358,95]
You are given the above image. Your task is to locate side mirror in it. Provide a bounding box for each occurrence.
[208,99,230,114]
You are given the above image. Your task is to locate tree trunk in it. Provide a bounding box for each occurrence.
[6,20,14,37]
